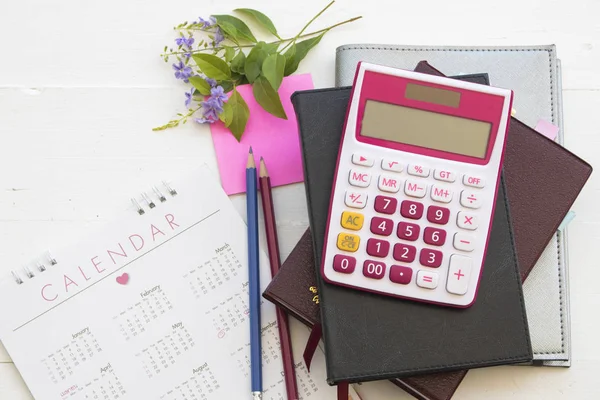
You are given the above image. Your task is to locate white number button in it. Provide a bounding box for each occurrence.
[352,154,374,167]
[345,191,367,209]
[460,190,482,209]
[453,233,475,252]
[349,169,371,188]
[381,159,403,172]
[404,180,427,198]
[463,174,485,188]
[408,164,430,177]
[430,185,453,203]
[378,174,401,193]
[416,270,439,289]
[446,255,472,295]
[434,169,456,182]
[457,212,478,230]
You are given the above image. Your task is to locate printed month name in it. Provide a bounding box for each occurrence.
[40,214,180,302]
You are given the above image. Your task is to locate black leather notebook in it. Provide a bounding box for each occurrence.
[291,84,532,384]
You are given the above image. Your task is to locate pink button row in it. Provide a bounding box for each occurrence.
[366,240,443,267]
[333,255,413,284]
[371,218,446,245]
[375,195,450,225]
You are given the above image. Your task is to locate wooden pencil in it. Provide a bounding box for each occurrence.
[259,157,299,400]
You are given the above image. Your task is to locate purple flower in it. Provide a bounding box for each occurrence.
[172,60,193,82]
[184,88,195,108]
[197,96,224,124]
[210,86,227,105]
[198,16,217,28]
[175,36,195,49]
[213,28,224,46]
[205,77,217,88]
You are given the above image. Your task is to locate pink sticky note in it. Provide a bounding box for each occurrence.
[210,74,314,195]
[534,119,559,141]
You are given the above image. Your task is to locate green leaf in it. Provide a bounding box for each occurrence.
[219,101,234,126]
[188,76,211,95]
[192,54,231,80]
[283,44,296,70]
[213,14,257,43]
[230,51,246,74]
[252,76,287,120]
[262,54,285,90]
[244,42,268,83]
[224,46,235,63]
[283,33,324,76]
[219,80,234,93]
[227,88,250,141]
[234,8,280,39]
[263,42,280,54]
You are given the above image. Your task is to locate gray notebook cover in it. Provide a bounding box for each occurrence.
[335,44,569,366]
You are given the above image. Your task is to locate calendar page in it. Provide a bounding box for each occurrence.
[0,166,345,400]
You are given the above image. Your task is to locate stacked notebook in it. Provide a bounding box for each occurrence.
[263,46,592,399]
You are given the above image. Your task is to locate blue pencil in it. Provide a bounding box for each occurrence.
[246,147,262,399]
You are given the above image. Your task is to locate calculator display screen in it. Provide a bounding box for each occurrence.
[361,100,492,159]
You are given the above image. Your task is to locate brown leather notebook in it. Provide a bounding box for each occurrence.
[264,62,591,399]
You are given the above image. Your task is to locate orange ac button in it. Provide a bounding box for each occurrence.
[341,211,364,230]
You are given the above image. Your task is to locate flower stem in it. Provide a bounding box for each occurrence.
[280,0,335,53]
[161,15,362,58]
[152,106,202,131]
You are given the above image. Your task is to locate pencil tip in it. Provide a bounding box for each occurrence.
[259,157,268,177]
[249,146,253,154]
[260,156,264,161]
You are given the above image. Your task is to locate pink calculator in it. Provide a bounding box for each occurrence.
[321,62,513,307]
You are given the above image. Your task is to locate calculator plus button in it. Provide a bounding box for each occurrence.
[345,191,367,209]
[341,211,364,231]
[363,260,386,280]
[447,255,472,295]
[416,270,439,289]
[378,174,401,193]
[400,200,424,220]
[381,159,403,172]
[427,206,450,225]
[423,227,447,246]
[389,265,413,285]
[349,169,371,188]
[393,243,416,263]
[370,217,394,236]
[404,180,427,198]
[352,154,374,167]
[332,255,356,274]
[457,212,478,230]
[434,169,456,183]
[460,190,482,209]
[336,233,360,252]
[366,238,390,258]
[397,222,420,241]
[408,164,430,177]
[453,233,475,252]
[463,174,485,188]
[419,248,443,268]
[374,195,397,214]
[430,185,453,203]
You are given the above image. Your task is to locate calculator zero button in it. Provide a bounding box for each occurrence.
[345,191,367,209]
[434,170,456,183]
[408,164,430,177]
[352,154,374,167]
[460,190,482,209]
[378,174,401,193]
[333,255,356,274]
[463,174,485,188]
[447,255,472,295]
[349,169,371,188]
[404,180,427,198]
[416,271,439,289]
[381,159,403,172]
[374,195,397,214]
[363,260,386,280]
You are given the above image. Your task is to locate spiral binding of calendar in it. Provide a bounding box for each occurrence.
[10,180,178,285]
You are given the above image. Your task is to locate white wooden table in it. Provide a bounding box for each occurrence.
[1,0,599,398]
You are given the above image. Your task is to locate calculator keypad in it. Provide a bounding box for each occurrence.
[331,153,489,302]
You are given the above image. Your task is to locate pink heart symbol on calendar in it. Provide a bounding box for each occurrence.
[116,273,129,285]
